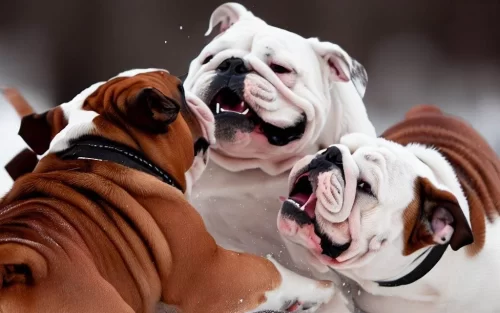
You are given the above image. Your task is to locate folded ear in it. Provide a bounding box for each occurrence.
[403,177,474,256]
[5,149,39,180]
[125,87,180,134]
[19,107,68,155]
[308,38,368,98]
[205,2,251,36]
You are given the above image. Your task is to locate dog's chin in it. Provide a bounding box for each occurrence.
[207,88,306,149]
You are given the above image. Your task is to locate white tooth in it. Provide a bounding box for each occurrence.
[216,103,220,114]
[287,199,303,210]
[242,108,250,115]
[221,108,227,112]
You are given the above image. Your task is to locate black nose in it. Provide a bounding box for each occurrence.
[324,146,343,166]
[308,146,345,181]
[216,57,249,75]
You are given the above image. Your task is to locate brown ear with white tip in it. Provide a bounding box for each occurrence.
[403,177,473,256]
[205,2,251,36]
[308,38,368,98]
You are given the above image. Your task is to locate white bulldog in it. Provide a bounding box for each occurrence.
[278,105,500,312]
[185,2,375,268]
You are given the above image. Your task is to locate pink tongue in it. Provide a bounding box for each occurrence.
[290,193,310,205]
[216,94,247,112]
[223,101,246,112]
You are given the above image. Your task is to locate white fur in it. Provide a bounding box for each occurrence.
[186,2,375,272]
[46,81,103,156]
[281,133,500,313]
[251,255,335,313]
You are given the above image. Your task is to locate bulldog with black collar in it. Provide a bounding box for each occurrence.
[0,69,337,313]
[278,105,500,312]
[184,2,375,268]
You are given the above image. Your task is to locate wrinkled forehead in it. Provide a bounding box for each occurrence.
[353,137,442,187]
[61,69,182,115]
[104,70,182,102]
[206,20,318,64]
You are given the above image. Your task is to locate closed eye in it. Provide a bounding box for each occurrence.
[357,180,375,198]
[270,63,292,74]
[202,55,213,65]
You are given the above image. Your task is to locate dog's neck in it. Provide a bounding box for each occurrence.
[57,136,183,191]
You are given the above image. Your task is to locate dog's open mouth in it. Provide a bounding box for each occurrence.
[287,172,317,220]
[208,87,307,146]
[282,172,351,259]
[209,88,253,116]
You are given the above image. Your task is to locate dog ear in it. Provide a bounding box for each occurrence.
[5,149,39,180]
[126,87,180,134]
[205,2,251,36]
[308,38,368,98]
[19,107,68,155]
[403,177,474,255]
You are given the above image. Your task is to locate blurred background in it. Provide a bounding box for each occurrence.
[1,0,499,195]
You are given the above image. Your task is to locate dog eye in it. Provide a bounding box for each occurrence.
[202,55,213,65]
[270,63,292,74]
[357,180,375,197]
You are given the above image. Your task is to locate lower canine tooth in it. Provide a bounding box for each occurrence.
[286,199,302,210]
[216,103,220,114]
[242,108,249,115]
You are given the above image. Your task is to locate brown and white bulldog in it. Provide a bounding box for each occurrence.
[278,105,500,312]
[185,2,375,269]
[0,69,336,313]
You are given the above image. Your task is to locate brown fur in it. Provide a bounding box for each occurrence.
[1,88,34,117]
[383,104,500,256]
[402,177,472,255]
[0,72,287,312]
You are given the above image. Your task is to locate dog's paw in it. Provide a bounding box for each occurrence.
[257,256,334,313]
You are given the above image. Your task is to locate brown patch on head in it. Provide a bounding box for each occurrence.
[80,71,207,191]
[82,71,204,143]
[18,107,68,155]
[384,105,500,257]
[402,177,473,256]
[83,71,183,134]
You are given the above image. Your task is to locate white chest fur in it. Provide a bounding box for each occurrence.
[190,162,293,264]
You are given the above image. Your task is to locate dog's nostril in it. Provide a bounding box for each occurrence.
[234,64,247,74]
[216,60,230,72]
[324,146,343,165]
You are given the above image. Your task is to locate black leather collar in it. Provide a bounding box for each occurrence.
[58,136,183,191]
[376,244,448,287]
